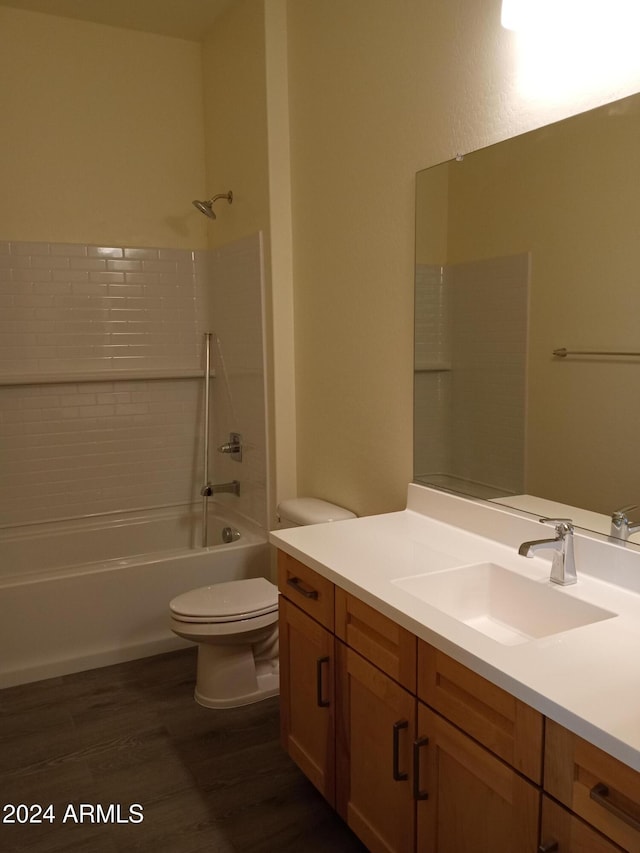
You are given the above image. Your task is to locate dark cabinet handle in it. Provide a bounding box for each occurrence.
[287,576,319,599]
[590,782,640,831]
[412,736,429,800]
[538,842,559,852]
[392,720,409,781]
[316,656,330,707]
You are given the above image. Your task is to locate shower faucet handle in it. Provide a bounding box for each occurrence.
[217,432,242,462]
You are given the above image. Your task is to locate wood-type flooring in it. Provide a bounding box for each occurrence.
[0,648,367,852]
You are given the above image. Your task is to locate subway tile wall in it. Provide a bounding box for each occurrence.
[0,238,267,529]
[0,241,209,374]
[0,380,202,525]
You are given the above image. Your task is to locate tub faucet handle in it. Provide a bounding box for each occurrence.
[217,432,242,462]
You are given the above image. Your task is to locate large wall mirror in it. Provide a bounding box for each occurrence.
[414,90,640,546]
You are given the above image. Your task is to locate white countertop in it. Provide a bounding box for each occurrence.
[270,484,640,772]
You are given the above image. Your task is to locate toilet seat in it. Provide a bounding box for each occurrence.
[170,577,278,625]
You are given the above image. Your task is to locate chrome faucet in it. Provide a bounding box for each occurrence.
[610,504,640,542]
[518,518,577,586]
[201,480,240,497]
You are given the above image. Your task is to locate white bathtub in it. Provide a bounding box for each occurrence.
[0,504,271,687]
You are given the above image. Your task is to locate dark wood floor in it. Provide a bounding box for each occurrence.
[0,649,367,852]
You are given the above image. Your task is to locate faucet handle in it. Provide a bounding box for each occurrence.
[612,504,638,521]
[539,517,574,536]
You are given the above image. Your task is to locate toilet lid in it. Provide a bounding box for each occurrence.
[170,577,278,623]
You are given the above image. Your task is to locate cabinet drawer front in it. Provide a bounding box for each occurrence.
[335,588,416,691]
[277,550,334,631]
[545,719,640,851]
[540,795,621,853]
[417,640,543,783]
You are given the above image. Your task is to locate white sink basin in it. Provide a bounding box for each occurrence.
[393,562,616,645]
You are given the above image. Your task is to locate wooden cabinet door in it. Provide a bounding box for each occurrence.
[336,641,416,853]
[279,596,335,805]
[416,703,540,853]
[540,795,622,853]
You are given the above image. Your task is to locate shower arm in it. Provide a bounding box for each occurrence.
[210,192,233,204]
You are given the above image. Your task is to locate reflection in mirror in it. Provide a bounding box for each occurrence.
[414,91,640,545]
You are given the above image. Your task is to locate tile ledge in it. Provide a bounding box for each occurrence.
[0,369,209,386]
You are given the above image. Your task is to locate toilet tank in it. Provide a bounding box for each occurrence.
[277,497,356,528]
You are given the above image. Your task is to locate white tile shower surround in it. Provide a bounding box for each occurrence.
[0,236,267,529]
[0,380,202,524]
[0,241,209,374]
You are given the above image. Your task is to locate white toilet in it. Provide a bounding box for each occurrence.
[169,497,356,709]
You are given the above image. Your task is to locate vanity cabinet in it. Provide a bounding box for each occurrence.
[277,550,640,853]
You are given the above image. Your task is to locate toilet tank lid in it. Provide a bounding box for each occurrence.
[278,497,356,525]
[170,577,277,619]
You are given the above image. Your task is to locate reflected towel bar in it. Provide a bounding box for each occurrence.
[553,348,640,359]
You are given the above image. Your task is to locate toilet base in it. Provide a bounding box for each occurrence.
[193,635,279,709]
[195,671,279,709]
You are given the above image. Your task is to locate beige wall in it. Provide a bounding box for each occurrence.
[0,7,207,249]
[201,0,270,252]
[286,0,640,517]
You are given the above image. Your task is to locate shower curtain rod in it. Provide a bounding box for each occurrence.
[200,332,213,548]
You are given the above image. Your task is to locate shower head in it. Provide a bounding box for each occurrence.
[193,199,216,219]
[192,191,233,219]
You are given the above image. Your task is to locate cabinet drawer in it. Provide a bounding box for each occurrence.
[417,640,543,783]
[335,589,416,691]
[545,719,640,851]
[277,550,334,631]
[540,795,622,853]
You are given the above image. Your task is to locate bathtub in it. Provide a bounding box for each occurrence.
[0,504,271,688]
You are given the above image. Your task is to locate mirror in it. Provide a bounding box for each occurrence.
[414,91,640,546]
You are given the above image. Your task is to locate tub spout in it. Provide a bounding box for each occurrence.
[201,480,240,497]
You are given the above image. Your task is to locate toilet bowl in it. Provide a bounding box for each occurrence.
[170,497,355,710]
[170,577,279,709]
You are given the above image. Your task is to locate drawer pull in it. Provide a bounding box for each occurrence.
[412,736,429,801]
[590,782,640,831]
[316,656,330,708]
[392,720,409,781]
[287,576,319,600]
[538,842,559,853]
